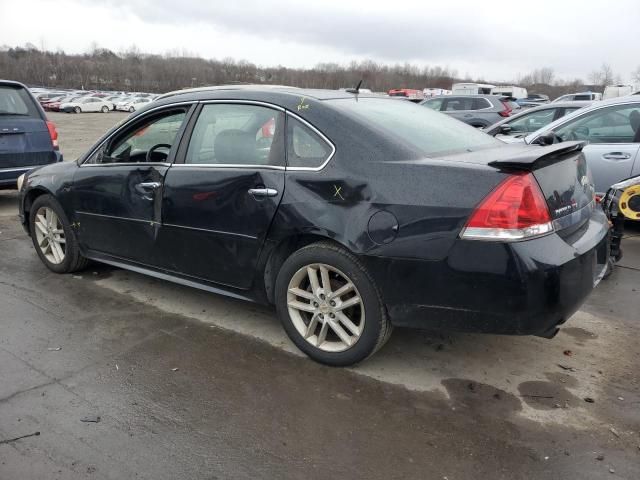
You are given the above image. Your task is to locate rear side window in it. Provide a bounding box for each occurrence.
[0,86,39,116]
[331,98,501,156]
[185,103,285,166]
[286,117,333,169]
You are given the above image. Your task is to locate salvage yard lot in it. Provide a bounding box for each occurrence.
[0,112,639,479]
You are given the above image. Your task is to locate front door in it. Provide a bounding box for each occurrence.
[156,102,286,289]
[73,107,190,263]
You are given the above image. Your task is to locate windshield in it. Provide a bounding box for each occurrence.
[329,98,501,156]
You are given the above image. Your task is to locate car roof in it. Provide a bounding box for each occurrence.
[155,84,381,103]
[0,79,29,89]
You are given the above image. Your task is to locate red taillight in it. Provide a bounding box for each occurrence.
[46,120,59,149]
[498,101,512,117]
[461,172,553,241]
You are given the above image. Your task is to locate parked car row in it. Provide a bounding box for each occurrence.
[30,87,159,113]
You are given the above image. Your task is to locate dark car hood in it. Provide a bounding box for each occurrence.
[27,160,76,179]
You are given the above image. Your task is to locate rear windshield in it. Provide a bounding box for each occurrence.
[329,98,501,156]
[0,86,39,117]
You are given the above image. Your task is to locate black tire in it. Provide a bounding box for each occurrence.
[29,194,89,274]
[129,106,135,113]
[74,106,81,114]
[275,241,392,366]
[101,105,109,113]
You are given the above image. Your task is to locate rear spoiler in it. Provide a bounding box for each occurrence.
[488,141,585,171]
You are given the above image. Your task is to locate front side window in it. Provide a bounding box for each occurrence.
[185,103,285,166]
[88,109,187,164]
[554,104,640,144]
[422,98,444,110]
[287,117,333,169]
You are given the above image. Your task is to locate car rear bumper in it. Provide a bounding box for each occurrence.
[364,208,610,337]
[0,153,63,189]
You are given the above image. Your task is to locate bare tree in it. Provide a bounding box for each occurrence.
[589,63,616,87]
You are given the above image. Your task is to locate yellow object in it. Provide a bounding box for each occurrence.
[618,185,640,219]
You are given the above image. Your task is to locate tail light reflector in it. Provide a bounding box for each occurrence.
[460,172,553,241]
[498,101,512,117]
[46,120,59,149]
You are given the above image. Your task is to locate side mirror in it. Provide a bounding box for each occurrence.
[532,131,557,146]
[498,124,512,134]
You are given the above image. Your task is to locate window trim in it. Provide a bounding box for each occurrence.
[171,100,336,172]
[79,102,195,167]
[285,111,336,172]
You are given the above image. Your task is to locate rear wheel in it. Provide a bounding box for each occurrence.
[275,242,392,366]
[30,195,88,273]
[74,106,81,114]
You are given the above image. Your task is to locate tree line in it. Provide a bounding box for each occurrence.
[0,44,635,98]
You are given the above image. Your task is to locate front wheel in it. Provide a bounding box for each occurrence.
[74,106,81,114]
[275,242,392,366]
[101,105,109,113]
[128,106,135,113]
[29,195,88,273]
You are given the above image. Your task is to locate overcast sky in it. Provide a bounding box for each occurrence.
[1,0,639,82]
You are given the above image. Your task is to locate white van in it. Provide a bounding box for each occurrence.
[490,86,528,99]
[451,83,496,95]
[603,84,639,100]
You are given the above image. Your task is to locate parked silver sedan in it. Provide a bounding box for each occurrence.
[517,96,640,194]
[483,101,592,140]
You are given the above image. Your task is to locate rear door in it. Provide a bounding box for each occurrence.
[156,102,286,288]
[0,83,56,185]
[552,102,640,193]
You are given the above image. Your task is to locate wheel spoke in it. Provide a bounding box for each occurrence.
[319,265,332,294]
[35,219,48,235]
[316,321,329,345]
[287,299,316,313]
[288,287,315,301]
[335,295,362,312]
[330,282,354,300]
[307,266,320,293]
[304,314,320,338]
[52,240,65,260]
[50,242,61,263]
[336,312,360,336]
[54,236,66,244]
[328,319,352,347]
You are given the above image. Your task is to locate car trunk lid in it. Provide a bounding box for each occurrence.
[487,142,596,230]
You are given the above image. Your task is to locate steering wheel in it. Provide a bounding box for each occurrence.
[146,143,172,163]
[568,126,590,141]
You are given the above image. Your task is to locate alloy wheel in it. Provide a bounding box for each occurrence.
[287,263,365,352]
[34,207,66,264]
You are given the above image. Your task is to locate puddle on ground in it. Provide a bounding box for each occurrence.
[517,381,580,410]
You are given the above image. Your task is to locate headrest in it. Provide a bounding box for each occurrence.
[214,129,256,165]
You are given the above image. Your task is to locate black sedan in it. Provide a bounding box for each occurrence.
[17,86,609,366]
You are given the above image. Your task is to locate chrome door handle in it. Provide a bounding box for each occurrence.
[602,152,632,160]
[248,188,278,197]
[137,181,161,190]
